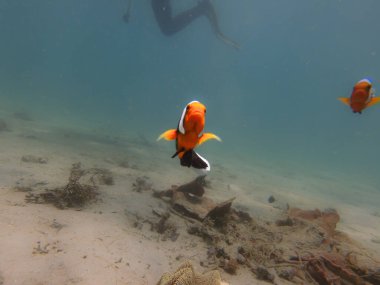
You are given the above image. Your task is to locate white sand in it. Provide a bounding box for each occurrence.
[0,114,379,285]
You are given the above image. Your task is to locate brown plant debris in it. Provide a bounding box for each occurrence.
[24,163,112,209]
[153,182,380,284]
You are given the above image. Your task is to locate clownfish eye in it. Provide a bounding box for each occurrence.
[204,109,207,113]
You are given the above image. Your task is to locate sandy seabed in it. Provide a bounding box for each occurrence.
[0,112,379,285]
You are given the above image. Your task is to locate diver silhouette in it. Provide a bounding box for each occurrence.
[123,0,240,50]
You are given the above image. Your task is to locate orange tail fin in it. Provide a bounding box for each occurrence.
[198,133,222,146]
[338,97,350,106]
[157,129,177,141]
[367,97,380,108]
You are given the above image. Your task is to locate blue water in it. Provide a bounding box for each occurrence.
[1,0,379,201]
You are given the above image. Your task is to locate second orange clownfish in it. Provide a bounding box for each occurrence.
[157,101,221,171]
[338,78,380,114]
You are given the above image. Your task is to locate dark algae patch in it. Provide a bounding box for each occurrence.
[25,163,113,209]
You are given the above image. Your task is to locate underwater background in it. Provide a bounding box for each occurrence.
[1,0,379,211]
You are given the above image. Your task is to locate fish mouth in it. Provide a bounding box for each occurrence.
[188,112,204,123]
[186,111,205,133]
[188,110,204,119]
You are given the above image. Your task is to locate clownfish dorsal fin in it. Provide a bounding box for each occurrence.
[367,97,380,108]
[338,97,350,106]
[198,133,222,146]
[157,129,177,141]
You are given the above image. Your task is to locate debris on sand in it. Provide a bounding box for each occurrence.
[21,155,48,164]
[13,111,33,121]
[127,207,179,242]
[152,178,380,284]
[172,191,235,222]
[25,163,113,209]
[176,175,206,197]
[154,177,235,221]
[150,210,179,242]
[132,176,152,192]
[88,168,114,185]
[253,266,275,283]
[118,160,129,168]
[288,207,340,235]
[50,219,66,232]
[0,119,10,132]
[32,241,62,255]
[156,260,229,285]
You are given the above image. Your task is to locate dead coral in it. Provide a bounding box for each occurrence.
[25,163,110,209]
[156,260,229,285]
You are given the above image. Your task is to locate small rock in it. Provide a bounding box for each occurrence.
[236,253,246,264]
[371,237,380,244]
[220,258,238,275]
[268,195,276,203]
[279,268,296,281]
[276,217,294,226]
[255,266,274,282]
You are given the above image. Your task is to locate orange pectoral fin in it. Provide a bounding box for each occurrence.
[338,97,350,106]
[198,133,222,146]
[157,129,177,141]
[367,97,380,108]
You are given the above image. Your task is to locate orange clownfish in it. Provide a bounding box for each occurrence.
[338,78,380,114]
[157,101,221,171]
